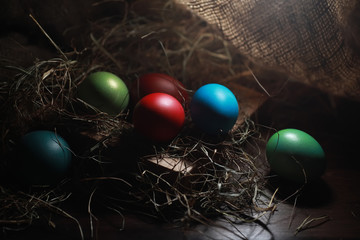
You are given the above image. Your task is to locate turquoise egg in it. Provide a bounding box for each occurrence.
[266,128,326,184]
[190,83,239,135]
[19,130,72,185]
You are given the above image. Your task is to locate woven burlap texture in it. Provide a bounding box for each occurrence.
[177,0,360,100]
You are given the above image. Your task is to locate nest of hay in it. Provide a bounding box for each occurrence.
[0,0,273,236]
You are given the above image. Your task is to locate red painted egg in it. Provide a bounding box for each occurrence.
[130,73,188,107]
[133,93,185,142]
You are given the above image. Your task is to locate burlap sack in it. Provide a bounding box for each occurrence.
[176,0,360,100]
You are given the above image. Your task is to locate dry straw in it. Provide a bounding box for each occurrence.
[0,0,273,237]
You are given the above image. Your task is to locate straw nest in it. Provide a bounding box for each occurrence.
[0,0,274,237]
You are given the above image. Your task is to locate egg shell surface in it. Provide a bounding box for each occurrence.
[130,73,188,107]
[133,93,185,142]
[19,130,72,185]
[190,83,239,135]
[77,71,129,115]
[266,128,326,184]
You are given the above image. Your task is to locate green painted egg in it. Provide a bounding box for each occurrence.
[77,71,129,115]
[266,128,326,184]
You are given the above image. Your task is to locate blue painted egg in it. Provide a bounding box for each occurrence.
[190,83,239,135]
[266,128,326,184]
[19,130,72,185]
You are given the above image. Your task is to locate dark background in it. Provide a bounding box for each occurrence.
[1,0,360,239]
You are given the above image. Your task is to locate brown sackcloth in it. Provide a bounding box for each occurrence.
[176,0,360,100]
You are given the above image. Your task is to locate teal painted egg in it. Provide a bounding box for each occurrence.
[19,130,72,185]
[77,71,129,115]
[266,128,326,184]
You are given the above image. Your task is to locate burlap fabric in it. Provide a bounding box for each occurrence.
[177,0,360,100]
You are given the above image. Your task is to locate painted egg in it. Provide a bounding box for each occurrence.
[133,93,185,142]
[77,71,129,115]
[266,128,326,184]
[18,130,72,185]
[130,73,188,107]
[190,83,239,135]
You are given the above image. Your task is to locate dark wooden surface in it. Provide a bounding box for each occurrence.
[2,82,360,240]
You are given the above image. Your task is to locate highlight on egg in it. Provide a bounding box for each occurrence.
[77,71,129,115]
[18,130,72,185]
[266,128,326,184]
[190,83,239,135]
